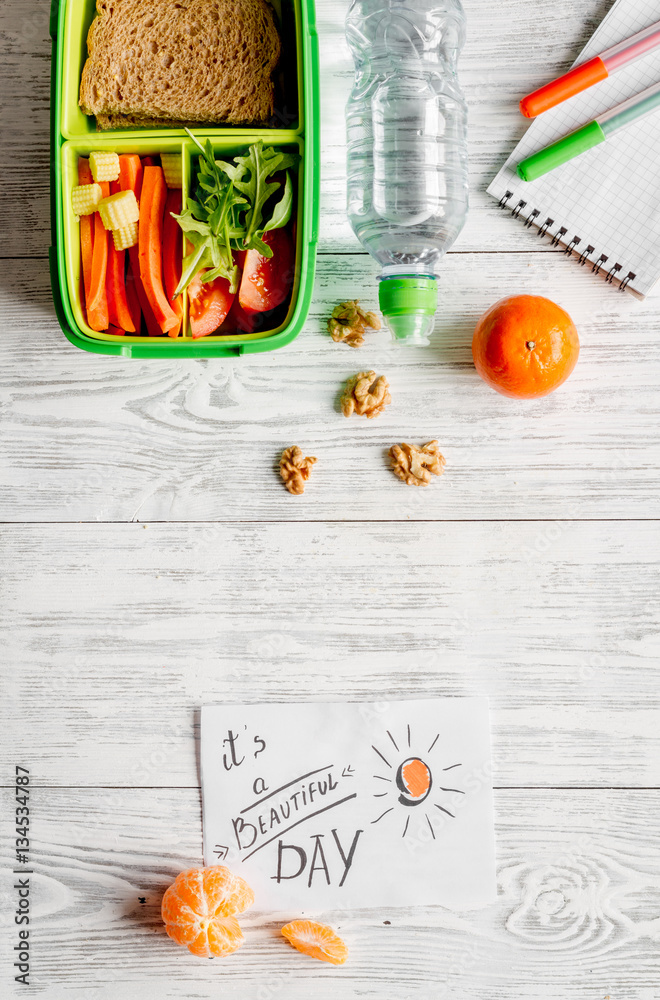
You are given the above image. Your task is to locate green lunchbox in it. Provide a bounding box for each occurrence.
[49,0,320,357]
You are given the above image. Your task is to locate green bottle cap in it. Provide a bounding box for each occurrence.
[378,277,438,345]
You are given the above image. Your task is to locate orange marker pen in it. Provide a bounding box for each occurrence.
[520,18,660,118]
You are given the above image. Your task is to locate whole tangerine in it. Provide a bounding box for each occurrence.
[472,295,579,398]
[161,866,254,958]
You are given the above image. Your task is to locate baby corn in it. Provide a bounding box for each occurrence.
[160,153,183,188]
[112,222,138,252]
[71,182,102,216]
[99,189,140,231]
[89,151,120,182]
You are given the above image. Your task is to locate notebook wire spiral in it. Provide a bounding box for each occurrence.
[497,189,637,292]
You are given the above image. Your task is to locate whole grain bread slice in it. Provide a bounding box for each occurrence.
[95,113,218,132]
[80,0,281,127]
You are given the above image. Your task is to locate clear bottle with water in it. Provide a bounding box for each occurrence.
[346,0,469,344]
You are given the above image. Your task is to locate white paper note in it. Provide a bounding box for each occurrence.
[201,698,496,911]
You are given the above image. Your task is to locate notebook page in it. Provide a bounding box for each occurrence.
[487,0,660,296]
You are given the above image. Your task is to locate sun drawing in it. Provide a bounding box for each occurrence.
[371,725,464,838]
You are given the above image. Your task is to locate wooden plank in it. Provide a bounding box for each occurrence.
[2,521,658,787]
[2,785,658,998]
[0,0,624,256]
[1,254,659,522]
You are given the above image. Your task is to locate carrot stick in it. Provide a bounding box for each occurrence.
[116,154,157,336]
[78,159,94,316]
[128,255,161,336]
[117,155,169,336]
[118,154,143,201]
[162,189,183,338]
[125,254,160,337]
[105,179,136,332]
[106,242,135,332]
[80,218,94,314]
[86,181,110,332]
[125,260,142,335]
[138,166,179,334]
[78,158,93,186]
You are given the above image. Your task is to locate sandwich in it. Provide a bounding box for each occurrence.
[80,0,281,129]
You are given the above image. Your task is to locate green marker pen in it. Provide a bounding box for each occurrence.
[517,78,660,182]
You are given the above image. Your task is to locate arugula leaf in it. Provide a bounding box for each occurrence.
[173,131,299,297]
[244,233,272,258]
[218,141,298,250]
[264,170,294,234]
[172,209,212,238]
[178,241,213,296]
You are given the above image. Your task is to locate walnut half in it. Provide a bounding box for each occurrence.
[328,300,381,348]
[341,371,391,419]
[389,441,446,487]
[279,446,317,495]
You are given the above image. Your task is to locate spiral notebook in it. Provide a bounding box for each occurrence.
[488,0,660,297]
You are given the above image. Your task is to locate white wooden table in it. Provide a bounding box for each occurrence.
[2,1,659,997]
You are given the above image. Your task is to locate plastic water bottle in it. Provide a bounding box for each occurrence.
[346,0,469,344]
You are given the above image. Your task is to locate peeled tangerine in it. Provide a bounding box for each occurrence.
[161,866,254,958]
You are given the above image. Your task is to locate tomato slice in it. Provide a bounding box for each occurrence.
[188,273,235,339]
[221,295,258,334]
[239,228,294,315]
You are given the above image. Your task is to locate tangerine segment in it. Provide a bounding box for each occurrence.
[164,910,244,958]
[161,866,254,958]
[281,920,348,966]
[202,866,255,917]
[472,295,579,399]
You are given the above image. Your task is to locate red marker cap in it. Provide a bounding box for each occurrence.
[520,57,609,118]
